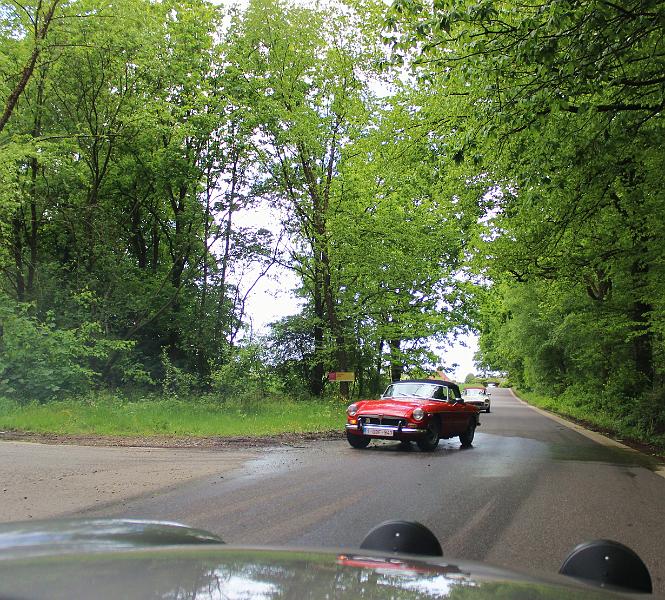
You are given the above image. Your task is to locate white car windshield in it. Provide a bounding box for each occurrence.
[464,388,485,397]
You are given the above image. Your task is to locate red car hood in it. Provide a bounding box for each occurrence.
[356,397,427,418]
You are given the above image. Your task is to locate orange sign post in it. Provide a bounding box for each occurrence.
[327,371,355,382]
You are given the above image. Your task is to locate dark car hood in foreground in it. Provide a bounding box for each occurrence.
[0,520,636,599]
[0,545,635,600]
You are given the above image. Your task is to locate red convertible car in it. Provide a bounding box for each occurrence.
[345,379,480,451]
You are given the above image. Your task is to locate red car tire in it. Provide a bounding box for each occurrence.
[460,420,476,447]
[346,432,370,449]
[416,418,440,452]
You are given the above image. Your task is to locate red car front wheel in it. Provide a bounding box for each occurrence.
[346,431,370,449]
[416,419,440,452]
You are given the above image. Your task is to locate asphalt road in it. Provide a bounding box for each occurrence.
[3,389,665,594]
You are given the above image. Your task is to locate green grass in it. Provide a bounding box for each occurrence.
[0,393,347,438]
[515,389,665,454]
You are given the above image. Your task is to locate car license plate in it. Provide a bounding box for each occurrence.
[364,426,393,437]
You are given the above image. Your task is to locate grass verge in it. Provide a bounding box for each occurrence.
[0,393,347,438]
[515,388,665,457]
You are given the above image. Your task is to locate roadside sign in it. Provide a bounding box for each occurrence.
[328,371,355,382]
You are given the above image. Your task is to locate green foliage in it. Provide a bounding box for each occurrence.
[0,295,137,401]
[225,0,475,397]
[264,314,318,399]
[389,0,665,439]
[518,389,665,453]
[160,348,198,399]
[0,391,347,437]
[210,343,285,410]
[476,278,665,437]
[0,0,277,394]
[1,0,480,409]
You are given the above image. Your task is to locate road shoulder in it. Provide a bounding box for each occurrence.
[508,388,665,479]
[0,429,342,448]
[0,441,258,522]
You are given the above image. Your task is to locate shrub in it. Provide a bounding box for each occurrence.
[210,343,283,409]
[160,348,198,398]
[0,297,137,402]
[632,386,665,436]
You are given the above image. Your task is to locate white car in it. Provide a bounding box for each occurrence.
[463,386,491,413]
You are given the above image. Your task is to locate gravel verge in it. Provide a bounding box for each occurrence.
[0,429,344,448]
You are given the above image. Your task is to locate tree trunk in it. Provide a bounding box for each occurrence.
[130,198,147,269]
[216,154,238,347]
[389,339,403,382]
[370,339,384,395]
[323,252,349,398]
[26,69,45,298]
[630,260,654,391]
[151,218,159,272]
[12,214,25,302]
[309,269,326,396]
[27,165,38,297]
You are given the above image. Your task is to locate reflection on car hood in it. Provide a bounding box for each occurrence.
[0,547,632,599]
[0,521,633,600]
[0,518,222,556]
[358,398,428,417]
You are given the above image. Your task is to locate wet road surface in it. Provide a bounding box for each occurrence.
[70,388,665,594]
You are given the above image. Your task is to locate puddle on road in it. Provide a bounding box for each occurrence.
[240,444,328,479]
[242,447,296,477]
[236,437,663,482]
[549,443,661,471]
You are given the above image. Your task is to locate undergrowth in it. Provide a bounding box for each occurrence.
[516,388,665,454]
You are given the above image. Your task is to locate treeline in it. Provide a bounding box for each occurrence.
[4,0,663,440]
[0,0,475,402]
[389,0,665,437]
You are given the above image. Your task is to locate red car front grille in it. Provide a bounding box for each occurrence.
[360,416,405,427]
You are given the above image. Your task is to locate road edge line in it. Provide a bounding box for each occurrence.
[507,388,665,480]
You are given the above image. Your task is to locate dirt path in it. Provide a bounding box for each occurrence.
[0,440,258,522]
[0,429,342,448]
[0,430,344,523]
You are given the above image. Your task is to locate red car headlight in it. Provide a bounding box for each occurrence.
[412,407,425,421]
[347,403,358,417]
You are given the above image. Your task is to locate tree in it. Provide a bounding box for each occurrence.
[388,0,665,430]
[0,0,62,134]
[0,0,278,394]
[330,84,476,385]
[226,0,383,396]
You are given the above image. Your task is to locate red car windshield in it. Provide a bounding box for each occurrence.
[383,382,443,399]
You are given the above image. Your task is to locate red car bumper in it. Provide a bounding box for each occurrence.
[345,422,427,440]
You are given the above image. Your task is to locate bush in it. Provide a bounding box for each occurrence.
[631,387,665,436]
[518,383,665,451]
[161,348,198,398]
[210,343,283,409]
[0,297,138,402]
